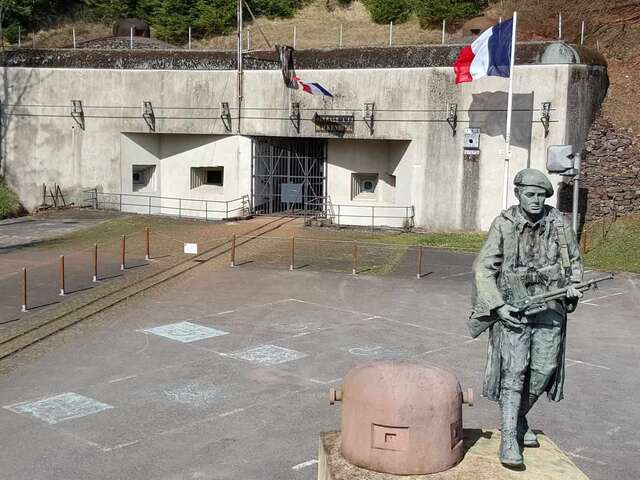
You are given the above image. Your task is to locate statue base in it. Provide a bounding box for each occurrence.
[318,430,589,480]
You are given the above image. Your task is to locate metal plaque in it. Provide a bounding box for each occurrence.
[313,113,354,133]
[281,183,303,204]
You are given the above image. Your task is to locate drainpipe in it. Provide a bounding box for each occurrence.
[236,0,243,134]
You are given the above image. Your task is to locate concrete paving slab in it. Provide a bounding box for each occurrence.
[142,321,229,343]
[4,392,113,425]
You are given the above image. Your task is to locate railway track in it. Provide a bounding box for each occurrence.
[0,216,297,361]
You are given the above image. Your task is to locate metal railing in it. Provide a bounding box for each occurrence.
[305,196,415,231]
[83,189,251,221]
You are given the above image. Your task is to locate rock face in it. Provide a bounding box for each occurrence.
[560,115,639,221]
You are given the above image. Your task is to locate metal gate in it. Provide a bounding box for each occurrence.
[252,137,327,215]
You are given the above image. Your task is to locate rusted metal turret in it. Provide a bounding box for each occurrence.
[330,361,473,475]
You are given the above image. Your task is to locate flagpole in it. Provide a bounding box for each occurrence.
[502,11,518,210]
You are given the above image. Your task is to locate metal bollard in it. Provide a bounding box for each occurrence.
[120,235,126,271]
[59,255,66,296]
[230,234,236,267]
[145,227,150,261]
[290,237,295,271]
[93,244,98,282]
[352,242,358,275]
[21,267,27,312]
[416,245,423,279]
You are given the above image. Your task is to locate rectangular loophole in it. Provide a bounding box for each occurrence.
[372,424,409,451]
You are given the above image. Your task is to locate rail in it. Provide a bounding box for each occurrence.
[83,189,251,221]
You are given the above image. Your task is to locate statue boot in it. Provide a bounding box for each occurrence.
[499,390,524,467]
[518,394,540,448]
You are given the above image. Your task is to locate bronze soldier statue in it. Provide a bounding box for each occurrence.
[468,168,584,468]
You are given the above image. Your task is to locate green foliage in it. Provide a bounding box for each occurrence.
[249,0,303,18]
[415,0,485,28]
[84,0,138,23]
[0,177,21,219]
[147,0,197,42]
[192,0,236,36]
[362,0,413,24]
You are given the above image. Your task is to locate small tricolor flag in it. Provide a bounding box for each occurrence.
[293,76,333,97]
[454,18,513,84]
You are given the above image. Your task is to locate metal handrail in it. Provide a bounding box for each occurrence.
[83,189,250,221]
[304,195,414,231]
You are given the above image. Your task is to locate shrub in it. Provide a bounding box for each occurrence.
[415,0,485,28]
[0,177,22,219]
[363,0,413,24]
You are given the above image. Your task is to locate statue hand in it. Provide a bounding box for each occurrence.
[566,286,583,299]
[496,304,522,330]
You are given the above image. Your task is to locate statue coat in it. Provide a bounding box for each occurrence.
[468,205,583,402]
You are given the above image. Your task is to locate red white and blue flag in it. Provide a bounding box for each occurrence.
[454,18,513,84]
[293,76,333,97]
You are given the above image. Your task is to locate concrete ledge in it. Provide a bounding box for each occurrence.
[319,430,589,480]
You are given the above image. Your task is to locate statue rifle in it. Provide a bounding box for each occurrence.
[515,274,615,317]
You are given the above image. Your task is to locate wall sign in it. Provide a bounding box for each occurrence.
[313,113,354,134]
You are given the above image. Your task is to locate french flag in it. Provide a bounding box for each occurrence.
[292,76,333,97]
[454,18,513,84]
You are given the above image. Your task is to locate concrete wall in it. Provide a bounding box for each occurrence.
[0,59,606,230]
[118,133,251,219]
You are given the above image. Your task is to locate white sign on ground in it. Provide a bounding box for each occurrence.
[227,344,307,366]
[4,392,113,424]
[143,321,228,343]
[184,243,198,254]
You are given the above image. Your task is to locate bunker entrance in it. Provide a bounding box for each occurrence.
[252,137,327,215]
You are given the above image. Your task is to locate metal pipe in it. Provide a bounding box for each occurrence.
[93,244,98,282]
[558,12,562,40]
[290,237,295,271]
[441,20,445,44]
[339,24,343,47]
[352,242,358,275]
[230,234,236,267]
[130,27,133,49]
[293,25,297,49]
[72,28,76,49]
[145,227,150,261]
[21,268,27,312]
[580,20,585,45]
[237,0,243,134]
[59,255,65,295]
[416,245,423,279]
[572,153,582,233]
[120,235,126,271]
[188,26,192,49]
[389,22,393,46]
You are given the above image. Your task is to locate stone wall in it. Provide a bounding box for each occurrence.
[574,116,640,220]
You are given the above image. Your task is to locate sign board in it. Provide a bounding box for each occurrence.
[281,183,303,204]
[184,243,198,255]
[313,113,354,134]
[463,128,480,155]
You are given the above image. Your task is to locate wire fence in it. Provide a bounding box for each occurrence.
[2,9,601,52]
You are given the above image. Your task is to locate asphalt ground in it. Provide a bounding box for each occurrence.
[0,246,637,480]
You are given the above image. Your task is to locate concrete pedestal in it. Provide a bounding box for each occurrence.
[318,430,589,480]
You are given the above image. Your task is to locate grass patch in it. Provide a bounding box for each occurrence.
[367,231,486,252]
[0,178,22,219]
[583,213,640,273]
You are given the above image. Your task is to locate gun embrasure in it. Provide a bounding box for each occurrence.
[518,274,614,317]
